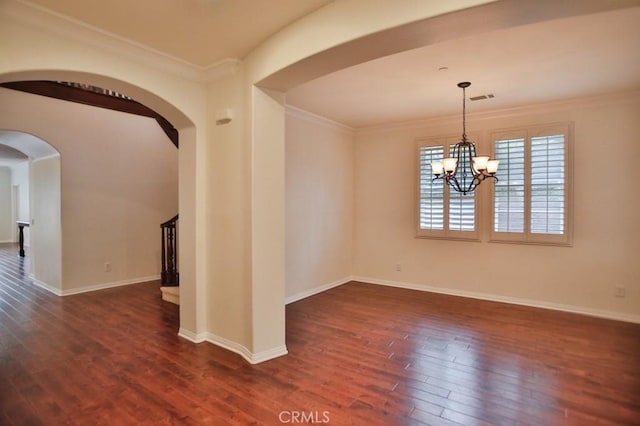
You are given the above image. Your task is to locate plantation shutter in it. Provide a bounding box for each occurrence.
[417,134,480,240]
[494,138,525,233]
[419,146,444,230]
[530,135,565,234]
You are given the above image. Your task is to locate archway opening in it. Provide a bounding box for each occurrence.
[0,70,196,333]
[0,131,61,290]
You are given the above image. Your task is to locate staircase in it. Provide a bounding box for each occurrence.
[160,214,179,305]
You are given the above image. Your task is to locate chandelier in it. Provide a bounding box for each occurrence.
[431,82,499,194]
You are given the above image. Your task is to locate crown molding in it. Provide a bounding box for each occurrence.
[2,0,242,83]
[203,59,242,82]
[285,104,354,135]
[357,90,640,136]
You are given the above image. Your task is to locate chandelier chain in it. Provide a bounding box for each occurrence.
[462,85,467,141]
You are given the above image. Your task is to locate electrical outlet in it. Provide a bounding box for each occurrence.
[104,262,112,272]
[395,263,401,272]
[614,284,625,298]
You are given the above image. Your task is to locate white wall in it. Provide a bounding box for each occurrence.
[0,88,178,292]
[353,93,640,322]
[10,160,29,243]
[31,155,61,291]
[285,107,354,302]
[205,71,252,349]
[0,166,11,242]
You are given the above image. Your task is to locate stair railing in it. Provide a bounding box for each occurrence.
[161,214,179,286]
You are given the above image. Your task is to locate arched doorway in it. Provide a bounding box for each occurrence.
[0,71,199,334]
[0,131,61,290]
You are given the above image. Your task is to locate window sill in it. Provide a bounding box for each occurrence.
[488,237,572,247]
[415,234,481,242]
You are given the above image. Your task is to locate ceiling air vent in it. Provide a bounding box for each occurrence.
[470,94,495,101]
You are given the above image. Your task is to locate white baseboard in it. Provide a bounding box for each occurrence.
[285,276,351,304]
[352,276,640,324]
[252,344,289,364]
[59,275,161,296]
[30,275,160,296]
[178,328,206,343]
[177,328,288,364]
[32,277,62,296]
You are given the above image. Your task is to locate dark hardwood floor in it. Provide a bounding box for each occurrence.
[1,243,639,425]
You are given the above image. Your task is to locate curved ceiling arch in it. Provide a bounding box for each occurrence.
[0,70,195,131]
[0,130,59,162]
[258,0,638,92]
[0,143,28,166]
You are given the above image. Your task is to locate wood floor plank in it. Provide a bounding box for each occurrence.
[1,244,639,424]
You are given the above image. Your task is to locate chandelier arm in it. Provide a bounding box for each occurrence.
[454,142,469,191]
[469,143,478,176]
[452,143,460,176]
[447,175,462,193]
[473,176,482,189]
[475,170,499,182]
[462,175,478,195]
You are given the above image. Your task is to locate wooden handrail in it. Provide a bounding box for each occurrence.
[0,81,179,148]
[161,214,179,228]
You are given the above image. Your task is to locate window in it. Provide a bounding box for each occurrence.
[418,145,444,231]
[490,123,572,245]
[417,136,478,240]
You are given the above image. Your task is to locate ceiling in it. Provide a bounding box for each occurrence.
[4,0,640,132]
[287,6,640,128]
[0,143,28,166]
[1,0,334,159]
[0,131,59,164]
[22,0,334,67]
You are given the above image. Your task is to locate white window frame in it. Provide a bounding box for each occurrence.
[416,134,480,241]
[489,122,573,246]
